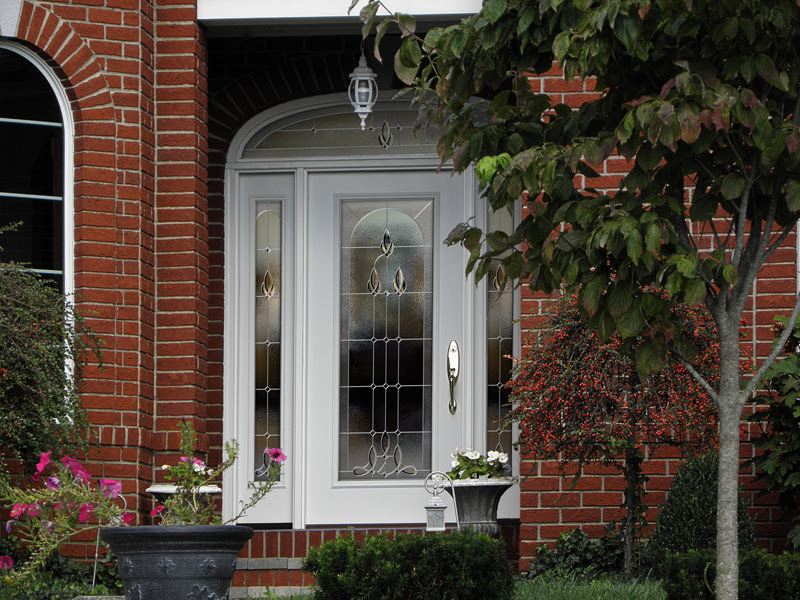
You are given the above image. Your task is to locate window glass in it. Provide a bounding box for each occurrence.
[0,48,64,288]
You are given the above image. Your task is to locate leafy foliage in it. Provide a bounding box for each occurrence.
[527,528,625,580]
[0,453,131,579]
[447,448,509,479]
[747,315,800,548]
[646,452,755,557]
[354,1,800,596]
[151,420,283,525]
[509,293,721,573]
[655,548,800,600]
[0,261,101,472]
[302,530,514,600]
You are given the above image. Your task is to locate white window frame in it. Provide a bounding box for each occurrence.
[0,41,74,294]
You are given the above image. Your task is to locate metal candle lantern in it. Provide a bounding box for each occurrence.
[424,472,459,532]
[348,52,378,131]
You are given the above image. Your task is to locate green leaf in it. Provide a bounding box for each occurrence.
[756,54,778,84]
[451,29,468,58]
[644,221,662,256]
[636,340,666,377]
[483,0,507,24]
[396,13,416,38]
[683,278,706,307]
[581,275,606,317]
[721,173,745,200]
[373,20,391,63]
[785,179,800,212]
[617,303,646,338]
[553,31,571,62]
[608,281,633,318]
[722,263,738,287]
[398,36,422,68]
[689,194,718,222]
[626,229,643,266]
[360,2,380,38]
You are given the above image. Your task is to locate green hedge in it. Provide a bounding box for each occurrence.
[302,531,514,600]
[656,548,800,600]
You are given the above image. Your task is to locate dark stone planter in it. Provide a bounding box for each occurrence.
[101,525,253,600]
[444,478,514,538]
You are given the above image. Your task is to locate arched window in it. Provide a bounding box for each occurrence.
[0,44,70,291]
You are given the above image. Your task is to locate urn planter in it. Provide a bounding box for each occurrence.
[444,477,514,538]
[100,525,253,600]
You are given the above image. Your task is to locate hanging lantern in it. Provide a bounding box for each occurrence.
[348,52,378,130]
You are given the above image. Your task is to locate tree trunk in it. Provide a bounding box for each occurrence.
[716,396,743,600]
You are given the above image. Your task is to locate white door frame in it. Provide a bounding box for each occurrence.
[223,94,518,527]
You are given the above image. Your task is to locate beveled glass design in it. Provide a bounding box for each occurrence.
[0,48,64,289]
[339,199,434,479]
[254,204,282,480]
[242,110,441,159]
[487,209,514,463]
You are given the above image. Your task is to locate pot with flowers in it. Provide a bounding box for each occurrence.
[444,448,515,538]
[0,421,285,600]
[101,421,285,600]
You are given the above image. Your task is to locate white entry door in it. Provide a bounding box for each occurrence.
[303,168,476,525]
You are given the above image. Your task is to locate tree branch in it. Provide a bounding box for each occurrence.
[670,345,720,405]
[741,291,800,399]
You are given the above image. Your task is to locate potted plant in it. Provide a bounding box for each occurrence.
[444,448,515,537]
[0,421,285,600]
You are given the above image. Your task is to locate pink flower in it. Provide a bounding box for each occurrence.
[99,479,122,499]
[26,503,41,517]
[78,503,94,524]
[35,452,51,475]
[0,556,13,570]
[61,456,92,484]
[10,503,28,517]
[46,476,60,490]
[266,448,287,464]
[121,512,134,525]
[150,505,164,517]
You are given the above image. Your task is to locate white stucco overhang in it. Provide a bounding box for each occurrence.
[198,0,481,34]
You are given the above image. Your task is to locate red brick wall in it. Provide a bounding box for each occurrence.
[10,1,159,541]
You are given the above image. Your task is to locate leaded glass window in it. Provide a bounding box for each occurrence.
[338,199,434,479]
[254,203,282,480]
[487,209,514,460]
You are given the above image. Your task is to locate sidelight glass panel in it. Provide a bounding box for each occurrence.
[254,203,281,481]
[487,209,514,464]
[339,199,433,479]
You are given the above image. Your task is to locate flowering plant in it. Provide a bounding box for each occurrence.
[149,421,285,525]
[0,452,132,579]
[447,448,509,480]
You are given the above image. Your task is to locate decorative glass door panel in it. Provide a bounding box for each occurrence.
[339,200,433,480]
[305,169,471,525]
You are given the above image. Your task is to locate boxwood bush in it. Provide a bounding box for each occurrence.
[302,530,514,600]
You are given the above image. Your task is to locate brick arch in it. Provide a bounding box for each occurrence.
[8,0,157,521]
